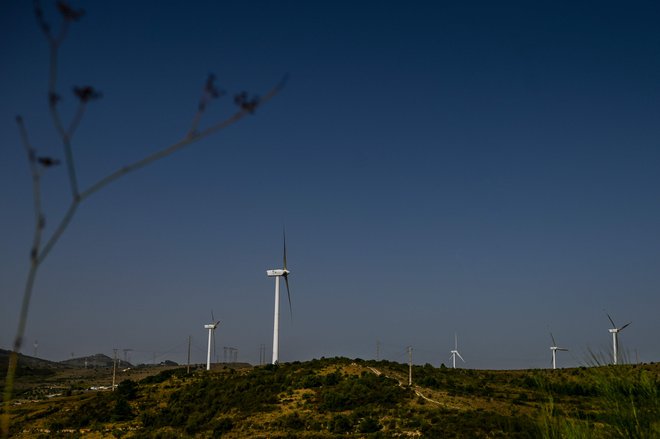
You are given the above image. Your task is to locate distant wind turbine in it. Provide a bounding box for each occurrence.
[204,312,220,371]
[449,333,465,369]
[266,229,292,365]
[607,313,631,365]
[549,333,568,370]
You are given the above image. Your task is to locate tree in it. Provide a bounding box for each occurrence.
[1,2,284,437]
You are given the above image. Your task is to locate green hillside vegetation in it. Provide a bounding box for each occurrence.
[4,357,659,438]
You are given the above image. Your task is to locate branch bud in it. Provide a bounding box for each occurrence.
[73,86,102,103]
[56,1,85,21]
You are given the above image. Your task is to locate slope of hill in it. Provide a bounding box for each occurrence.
[5,357,660,438]
[59,353,120,369]
[0,349,68,376]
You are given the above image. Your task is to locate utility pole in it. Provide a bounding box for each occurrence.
[224,347,237,363]
[112,348,118,391]
[407,346,413,387]
[123,348,133,365]
[187,335,191,374]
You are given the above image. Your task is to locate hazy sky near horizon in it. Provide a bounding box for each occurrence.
[1,1,660,369]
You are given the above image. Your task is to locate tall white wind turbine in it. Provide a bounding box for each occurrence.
[449,333,465,369]
[607,313,631,365]
[266,230,292,365]
[204,313,220,371]
[549,333,568,370]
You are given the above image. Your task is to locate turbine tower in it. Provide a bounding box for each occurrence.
[266,230,292,365]
[607,313,631,365]
[549,333,568,370]
[204,313,220,371]
[449,333,465,369]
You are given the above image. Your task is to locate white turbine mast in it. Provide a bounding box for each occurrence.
[266,229,292,365]
[204,311,220,371]
[449,333,465,369]
[549,332,568,370]
[607,313,631,365]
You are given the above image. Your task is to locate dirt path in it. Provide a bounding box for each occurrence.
[366,366,445,406]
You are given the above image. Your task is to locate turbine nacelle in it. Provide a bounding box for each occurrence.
[204,322,220,330]
[267,269,290,277]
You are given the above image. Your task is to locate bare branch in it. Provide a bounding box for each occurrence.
[67,102,87,139]
[80,75,287,201]
[2,117,48,437]
[187,73,226,137]
[3,6,286,436]
[45,18,79,200]
[36,202,79,265]
[33,0,52,42]
[16,117,45,264]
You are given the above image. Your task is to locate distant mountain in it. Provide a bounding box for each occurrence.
[60,353,130,368]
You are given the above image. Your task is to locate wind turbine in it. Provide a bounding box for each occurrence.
[204,312,220,371]
[549,333,568,370]
[607,313,631,365]
[266,230,292,365]
[449,333,465,369]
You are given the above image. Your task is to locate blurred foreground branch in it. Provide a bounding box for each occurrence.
[1,2,285,436]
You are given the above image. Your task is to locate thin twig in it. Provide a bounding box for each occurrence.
[37,201,79,265]
[67,102,87,140]
[80,74,287,201]
[48,40,80,200]
[187,74,225,137]
[1,117,46,437]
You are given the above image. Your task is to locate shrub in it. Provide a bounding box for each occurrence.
[358,417,381,433]
[330,414,353,433]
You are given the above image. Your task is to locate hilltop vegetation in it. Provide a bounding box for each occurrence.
[4,357,659,438]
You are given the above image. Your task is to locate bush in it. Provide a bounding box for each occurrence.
[330,414,353,433]
[358,417,381,433]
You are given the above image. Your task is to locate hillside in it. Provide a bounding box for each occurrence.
[4,357,660,438]
[59,354,121,369]
[0,349,67,374]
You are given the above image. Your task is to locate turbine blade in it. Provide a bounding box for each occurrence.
[457,352,465,362]
[620,322,631,331]
[282,227,287,271]
[211,309,215,323]
[607,313,616,328]
[284,274,292,319]
[550,332,557,347]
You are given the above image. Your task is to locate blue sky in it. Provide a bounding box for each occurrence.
[1,1,659,369]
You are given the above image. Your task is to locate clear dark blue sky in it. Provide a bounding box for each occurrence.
[1,1,659,369]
